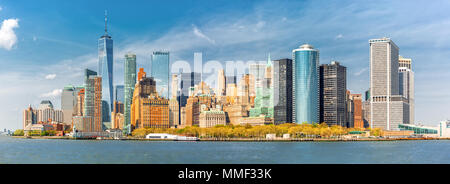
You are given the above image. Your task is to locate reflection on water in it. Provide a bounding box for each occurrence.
[0,136,449,164]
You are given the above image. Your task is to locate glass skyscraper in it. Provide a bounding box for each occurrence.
[292,44,320,124]
[115,85,124,103]
[151,51,170,99]
[124,53,136,134]
[98,14,114,124]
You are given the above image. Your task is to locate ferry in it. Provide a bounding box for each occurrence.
[145,133,199,141]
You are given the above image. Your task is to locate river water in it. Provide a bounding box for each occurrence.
[0,135,448,164]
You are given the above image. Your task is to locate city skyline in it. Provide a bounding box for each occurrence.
[1,0,450,129]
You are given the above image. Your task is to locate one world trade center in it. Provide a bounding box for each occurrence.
[98,11,113,127]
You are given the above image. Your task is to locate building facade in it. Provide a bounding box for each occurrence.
[124,53,137,134]
[199,110,227,128]
[293,44,320,124]
[83,69,103,132]
[319,61,347,127]
[399,56,414,124]
[369,38,409,130]
[98,15,114,124]
[273,58,293,124]
[151,51,170,99]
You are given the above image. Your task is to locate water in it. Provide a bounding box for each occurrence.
[0,135,449,164]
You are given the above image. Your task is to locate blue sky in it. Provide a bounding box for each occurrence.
[1,0,450,129]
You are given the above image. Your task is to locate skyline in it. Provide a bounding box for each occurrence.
[1,0,450,129]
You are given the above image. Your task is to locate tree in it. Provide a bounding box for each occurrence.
[13,129,24,136]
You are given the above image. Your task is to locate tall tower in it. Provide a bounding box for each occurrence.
[292,44,320,124]
[370,38,409,130]
[151,51,170,99]
[273,58,293,124]
[217,69,226,96]
[124,53,136,134]
[399,56,414,124]
[98,11,114,125]
[319,61,347,127]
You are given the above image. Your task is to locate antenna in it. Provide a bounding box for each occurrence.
[104,10,108,35]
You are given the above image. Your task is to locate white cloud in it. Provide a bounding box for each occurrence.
[45,74,56,80]
[192,25,216,44]
[0,6,3,11]
[0,18,19,50]
[354,67,368,76]
[40,89,63,98]
[335,34,343,39]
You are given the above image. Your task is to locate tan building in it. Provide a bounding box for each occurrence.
[199,110,227,128]
[130,68,169,130]
[350,94,363,128]
[223,104,249,125]
[216,69,226,96]
[169,98,179,127]
[111,101,124,129]
[240,116,273,126]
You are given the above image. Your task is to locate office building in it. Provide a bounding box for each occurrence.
[217,69,226,96]
[351,94,363,128]
[115,85,124,103]
[293,44,320,124]
[130,68,169,130]
[61,85,83,125]
[399,56,414,124]
[369,38,409,130]
[171,74,179,99]
[124,53,137,134]
[98,13,114,124]
[199,110,227,128]
[180,72,202,107]
[319,61,347,127]
[273,58,293,124]
[83,69,103,132]
[151,51,170,99]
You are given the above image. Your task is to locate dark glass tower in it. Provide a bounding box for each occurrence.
[98,11,114,126]
[319,61,347,127]
[273,58,293,124]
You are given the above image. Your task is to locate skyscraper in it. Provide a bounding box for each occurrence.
[179,72,202,107]
[98,12,114,124]
[115,85,124,103]
[124,53,136,134]
[273,58,293,124]
[151,51,170,99]
[61,85,80,125]
[399,56,414,124]
[293,44,320,124]
[319,61,347,127]
[171,74,179,99]
[217,69,226,96]
[369,38,409,130]
[83,69,103,132]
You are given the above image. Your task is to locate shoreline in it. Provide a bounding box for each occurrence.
[9,136,450,142]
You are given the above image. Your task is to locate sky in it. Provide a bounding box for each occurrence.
[1,0,450,130]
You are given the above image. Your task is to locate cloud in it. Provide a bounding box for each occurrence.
[192,25,216,44]
[40,89,63,98]
[335,34,343,39]
[45,74,56,80]
[0,18,19,50]
[354,67,368,76]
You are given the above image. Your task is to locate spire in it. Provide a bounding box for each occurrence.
[104,10,108,35]
[267,53,272,67]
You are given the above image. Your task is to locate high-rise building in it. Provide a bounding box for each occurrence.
[169,98,179,127]
[399,56,414,124]
[237,74,251,105]
[249,55,274,118]
[273,58,293,124]
[179,72,201,107]
[369,38,409,130]
[151,51,170,99]
[75,88,85,116]
[351,94,363,128]
[319,61,347,127]
[115,85,124,103]
[217,69,226,96]
[111,101,124,129]
[346,91,354,128]
[98,12,114,124]
[61,85,82,125]
[23,105,37,129]
[130,68,169,130]
[124,53,137,134]
[171,74,179,99]
[293,44,320,124]
[83,69,103,132]
[226,75,237,85]
[36,100,64,123]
